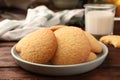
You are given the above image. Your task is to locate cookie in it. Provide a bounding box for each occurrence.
[100,35,120,48]
[16,28,57,64]
[86,52,97,62]
[84,32,102,53]
[51,27,91,65]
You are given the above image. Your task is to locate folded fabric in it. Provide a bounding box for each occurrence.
[0,5,84,41]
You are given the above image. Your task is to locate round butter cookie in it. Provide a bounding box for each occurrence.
[84,32,102,53]
[100,35,120,48]
[16,28,57,64]
[51,27,91,65]
[86,52,97,62]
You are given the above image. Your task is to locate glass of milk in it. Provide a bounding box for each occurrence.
[84,4,116,38]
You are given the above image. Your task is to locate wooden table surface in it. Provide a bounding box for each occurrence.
[0,9,120,79]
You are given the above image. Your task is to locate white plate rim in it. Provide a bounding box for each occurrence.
[11,42,108,68]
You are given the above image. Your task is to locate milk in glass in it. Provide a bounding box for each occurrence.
[85,10,114,35]
[84,4,116,38]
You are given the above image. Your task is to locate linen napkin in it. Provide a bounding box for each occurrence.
[0,5,84,41]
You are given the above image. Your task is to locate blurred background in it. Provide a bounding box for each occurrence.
[0,0,120,20]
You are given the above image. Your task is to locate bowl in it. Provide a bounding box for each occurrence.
[11,42,108,76]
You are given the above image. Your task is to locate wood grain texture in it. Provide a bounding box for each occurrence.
[0,47,18,67]
[0,67,120,80]
[114,21,120,35]
[0,41,16,47]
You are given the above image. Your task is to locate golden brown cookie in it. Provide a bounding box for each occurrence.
[86,52,97,62]
[51,27,91,65]
[100,35,120,48]
[84,32,102,53]
[16,28,57,64]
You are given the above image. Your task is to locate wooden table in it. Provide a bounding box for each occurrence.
[0,17,120,80]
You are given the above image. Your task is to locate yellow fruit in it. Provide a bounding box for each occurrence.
[115,0,120,6]
[107,0,116,3]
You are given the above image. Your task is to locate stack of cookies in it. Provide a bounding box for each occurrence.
[16,25,103,65]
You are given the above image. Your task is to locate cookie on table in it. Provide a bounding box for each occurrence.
[16,28,57,64]
[86,52,97,62]
[51,27,91,65]
[100,35,120,48]
[84,32,102,53]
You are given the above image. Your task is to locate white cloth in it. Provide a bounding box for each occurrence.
[0,6,84,41]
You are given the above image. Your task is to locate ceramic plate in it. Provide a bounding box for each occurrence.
[11,42,108,76]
